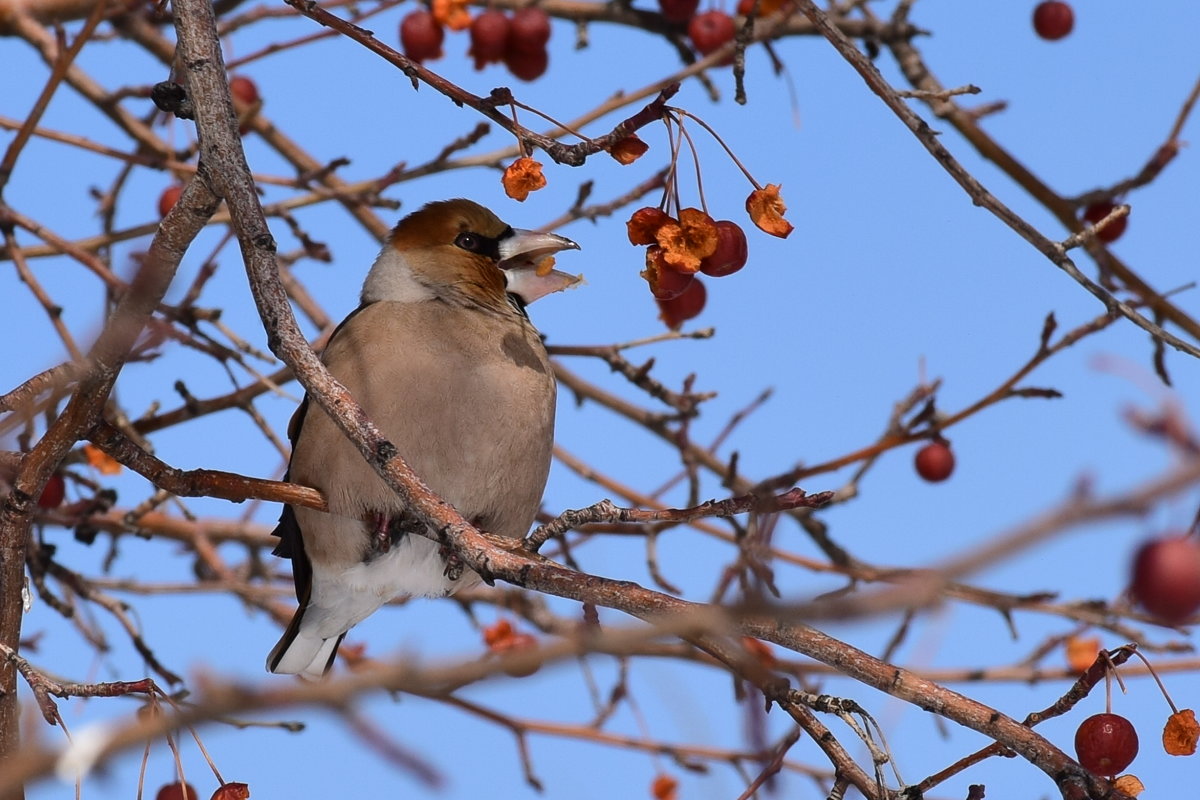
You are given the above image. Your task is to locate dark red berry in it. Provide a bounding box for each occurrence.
[228,75,261,134]
[737,0,782,14]
[228,75,260,106]
[507,7,551,54]
[658,0,698,23]
[914,441,954,482]
[699,220,748,277]
[1033,1,1073,41]
[37,473,65,509]
[503,45,548,82]
[469,9,510,69]
[158,184,183,218]
[1082,201,1127,243]
[688,10,736,57]
[155,783,199,800]
[1130,535,1200,623]
[209,783,251,800]
[1074,713,1138,776]
[657,276,706,330]
[400,9,444,63]
[643,246,695,301]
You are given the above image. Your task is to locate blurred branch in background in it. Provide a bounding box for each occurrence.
[0,0,1198,798]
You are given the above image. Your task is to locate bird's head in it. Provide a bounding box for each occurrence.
[362,199,581,311]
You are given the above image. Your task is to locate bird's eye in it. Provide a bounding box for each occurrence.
[455,232,481,252]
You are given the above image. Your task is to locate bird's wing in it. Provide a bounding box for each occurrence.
[269,303,371,596]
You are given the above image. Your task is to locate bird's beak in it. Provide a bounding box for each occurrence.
[500,229,582,305]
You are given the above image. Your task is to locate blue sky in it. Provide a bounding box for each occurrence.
[4,0,1200,797]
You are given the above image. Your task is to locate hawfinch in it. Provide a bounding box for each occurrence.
[267,199,580,678]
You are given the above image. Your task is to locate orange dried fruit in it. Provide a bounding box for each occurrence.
[431,0,471,31]
[82,443,122,475]
[1112,775,1144,796]
[746,183,794,238]
[1163,708,1199,756]
[655,207,719,273]
[1065,636,1100,673]
[650,773,678,800]
[502,157,547,201]
[609,133,649,165]
[483,619,515,648]
[741,636,777,669]
[627,207,674,245]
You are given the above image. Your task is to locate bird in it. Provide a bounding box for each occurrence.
[267,198,580,679]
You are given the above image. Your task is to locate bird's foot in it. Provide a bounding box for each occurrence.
[439,544,465,582]
[370,512,392,555]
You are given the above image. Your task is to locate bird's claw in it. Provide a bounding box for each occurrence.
[370,512,392,555]
[439,544,464,581]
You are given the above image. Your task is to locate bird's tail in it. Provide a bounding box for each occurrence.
[267,605,345,680]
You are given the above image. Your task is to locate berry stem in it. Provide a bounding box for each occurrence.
[669,107,762,190]
[1103,659,1112,714]
[673,115,709,214]
[1119,645,1181,714]
[660,114,685,217]
[509,99,597,146]
[507,103,528,158]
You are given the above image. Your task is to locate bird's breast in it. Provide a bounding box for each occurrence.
[288,300,556,566]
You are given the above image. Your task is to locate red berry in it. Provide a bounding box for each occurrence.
[228,75,260,106]
[656,276,706,330]
[503,45,548,82]
[209,783,250,800]
[688,10,736,57]
[1033,1,1073,41]
[1074,713,1138,777]
[643,246,695,301]
[699,220,748,277]
[737,0,782,14]
[507,7,551,54]
[914,441,954,482]
[658,0,698,23]
[155,783,199,800]
[469,9,510,69]
[158,184,183,218]
[1130,535,1200,623]
[400,9,444,63]
[1082,201,1127,243]
[228,75,261,134]
[36,473,65,509]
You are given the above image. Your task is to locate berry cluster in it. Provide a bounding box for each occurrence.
[1061,645,1200,788]
[401,5,552,81]
[658,0,737,62]
[154,782,249,800]
[628,206,748,328]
